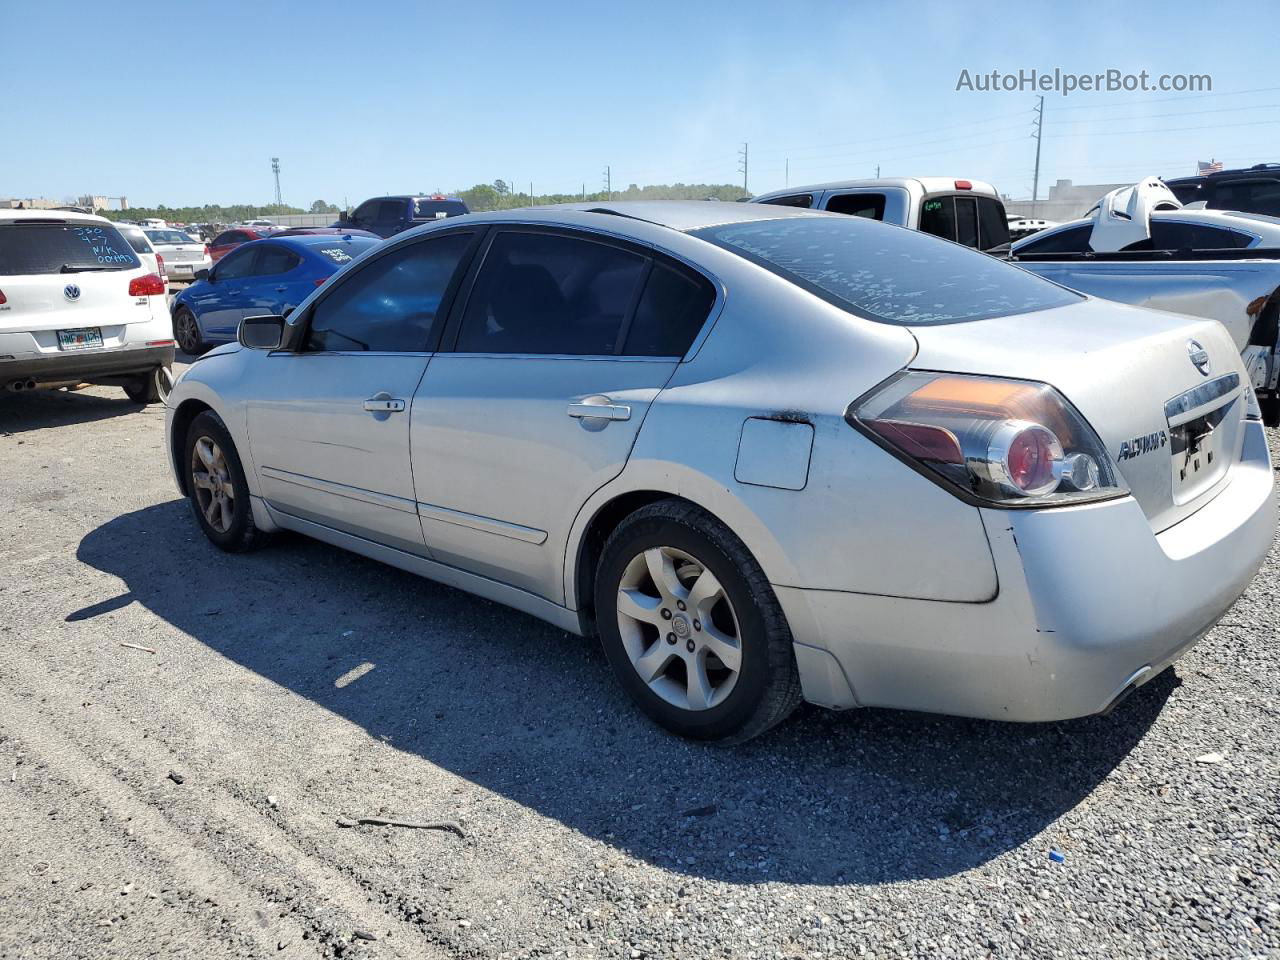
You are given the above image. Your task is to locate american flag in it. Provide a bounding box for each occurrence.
[1198,159,1224,176]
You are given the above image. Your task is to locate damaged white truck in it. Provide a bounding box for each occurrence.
[1009,179,1280,423]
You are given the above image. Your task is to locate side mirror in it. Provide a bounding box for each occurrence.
[194,268,210,281]
[238,314,285,351]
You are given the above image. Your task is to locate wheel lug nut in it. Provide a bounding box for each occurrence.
[667,633,677,644]
[676,600,686,611]
[693,620,701,631]
[685,639,695,653]
[661,608,672,620]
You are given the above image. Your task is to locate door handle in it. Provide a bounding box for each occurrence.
[363,397,405,413]
[567,397,631,421]
[274,285,288,293]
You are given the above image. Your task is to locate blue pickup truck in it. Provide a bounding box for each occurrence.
[335,194,470,238]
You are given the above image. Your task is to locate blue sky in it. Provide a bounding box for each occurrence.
[3,0,1277,207]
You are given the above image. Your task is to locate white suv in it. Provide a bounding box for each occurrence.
[0,209,174,403]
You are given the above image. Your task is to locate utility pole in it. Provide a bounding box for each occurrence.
[603,165,612,200]
[530,182,534,205]
[738,142,749,196]
[876,164,880,178]
[1031,95,1044,217]
[271,157,281,206]
[785,158,789,188]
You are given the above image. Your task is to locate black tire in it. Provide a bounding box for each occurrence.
[1261,393,1280,428]
[123,365,171,404]
[594,499,802,743]
[174,307,207,356]
[183,410,269,552]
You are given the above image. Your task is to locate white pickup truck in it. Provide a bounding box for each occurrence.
[754,177,1280,423]
[752,177,1012,252]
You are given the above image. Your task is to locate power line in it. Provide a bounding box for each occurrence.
[1048,84,1280,112]
[1047,102,1280,127]
[1045,118,1280,139]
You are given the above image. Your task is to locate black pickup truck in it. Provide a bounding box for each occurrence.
[335,195,470,239]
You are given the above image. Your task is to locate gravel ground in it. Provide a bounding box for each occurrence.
[0,372,1277,959]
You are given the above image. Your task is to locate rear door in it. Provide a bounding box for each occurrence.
[410,227,716,602]
[373,199,411,237]
[246,230,478,551]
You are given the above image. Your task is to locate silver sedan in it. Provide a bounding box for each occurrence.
[163,202,1276,742]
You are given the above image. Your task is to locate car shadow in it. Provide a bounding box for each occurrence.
[0,387,150,435]
[76,501,1172,885]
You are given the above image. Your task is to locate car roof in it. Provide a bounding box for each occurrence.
[453,200,830,233]
[0,208,116,225]
[258,234,379,252]
[753,177,1000,201]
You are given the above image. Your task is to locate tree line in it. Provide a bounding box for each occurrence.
[94,183,749,223]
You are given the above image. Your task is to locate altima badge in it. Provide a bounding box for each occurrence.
[1187,339,1210,376]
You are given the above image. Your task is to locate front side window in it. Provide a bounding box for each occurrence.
[351,201,379,224]
[825,193,886,219]
[695,215,1081,326]
[304,233,471,352]
[215,246,258,280]
[456,231,648,355]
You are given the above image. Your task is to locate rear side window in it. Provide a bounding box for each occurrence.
[0,222,141,275]
[1143,221,1254,251]
[215,246,258,280]
[212,232,239,246]
[825,193,886,219]
[695,215,1081,326]
[1015,224,1093,254]
[255,245,303,276]
[758,194,814,209]
[116,224,153,254]
[305,233,471,352]
[457,231,648,355]
[623,263,716,356]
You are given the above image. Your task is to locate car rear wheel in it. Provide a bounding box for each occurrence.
[174,307,206,356]
[123,365,173,404]
[183,410,268,552]
[594,499,802,743]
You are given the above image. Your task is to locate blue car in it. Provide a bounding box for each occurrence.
[171,234,380,354]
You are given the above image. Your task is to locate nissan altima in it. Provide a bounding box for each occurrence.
[163,202,1275,742]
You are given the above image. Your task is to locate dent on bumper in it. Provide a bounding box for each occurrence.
[780,422,1276,722]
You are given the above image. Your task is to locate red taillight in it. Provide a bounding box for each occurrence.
[129,274,167,296]
[314,276,328,287]
[1001,423,1061,496]
[954,179,973,190]
[0,289,6,305]
[203,245,211,257]
[146,339,175,347]
[156,254,167,277]
[864,420,963,464]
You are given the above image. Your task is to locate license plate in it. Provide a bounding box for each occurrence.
[57,327,103,350]
[169,264,192,274]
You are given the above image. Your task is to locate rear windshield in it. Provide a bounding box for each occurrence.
[146,229,196,245]
[0,221,141,275]
[413,199,468,219]
[694,215,1080,326]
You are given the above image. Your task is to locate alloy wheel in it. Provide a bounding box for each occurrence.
[615,545,742,711]
[190,436,235,533]
[176,311,199,354]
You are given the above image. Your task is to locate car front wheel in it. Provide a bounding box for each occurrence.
[183,410,268,552]
[173,307,206,356]
[594,499,802,743]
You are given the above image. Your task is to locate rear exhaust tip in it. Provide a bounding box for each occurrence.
[1100,665,1152,716]
[6,379,34,393]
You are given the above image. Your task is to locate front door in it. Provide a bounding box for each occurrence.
[411,227,716,602]
[193,243,259,340]
[246,231,477,552]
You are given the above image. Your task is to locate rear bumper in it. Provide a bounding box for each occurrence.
[781,420,1276,721]
[1,344,174,386]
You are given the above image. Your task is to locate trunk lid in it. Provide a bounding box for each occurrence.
[909,297,1248,532]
